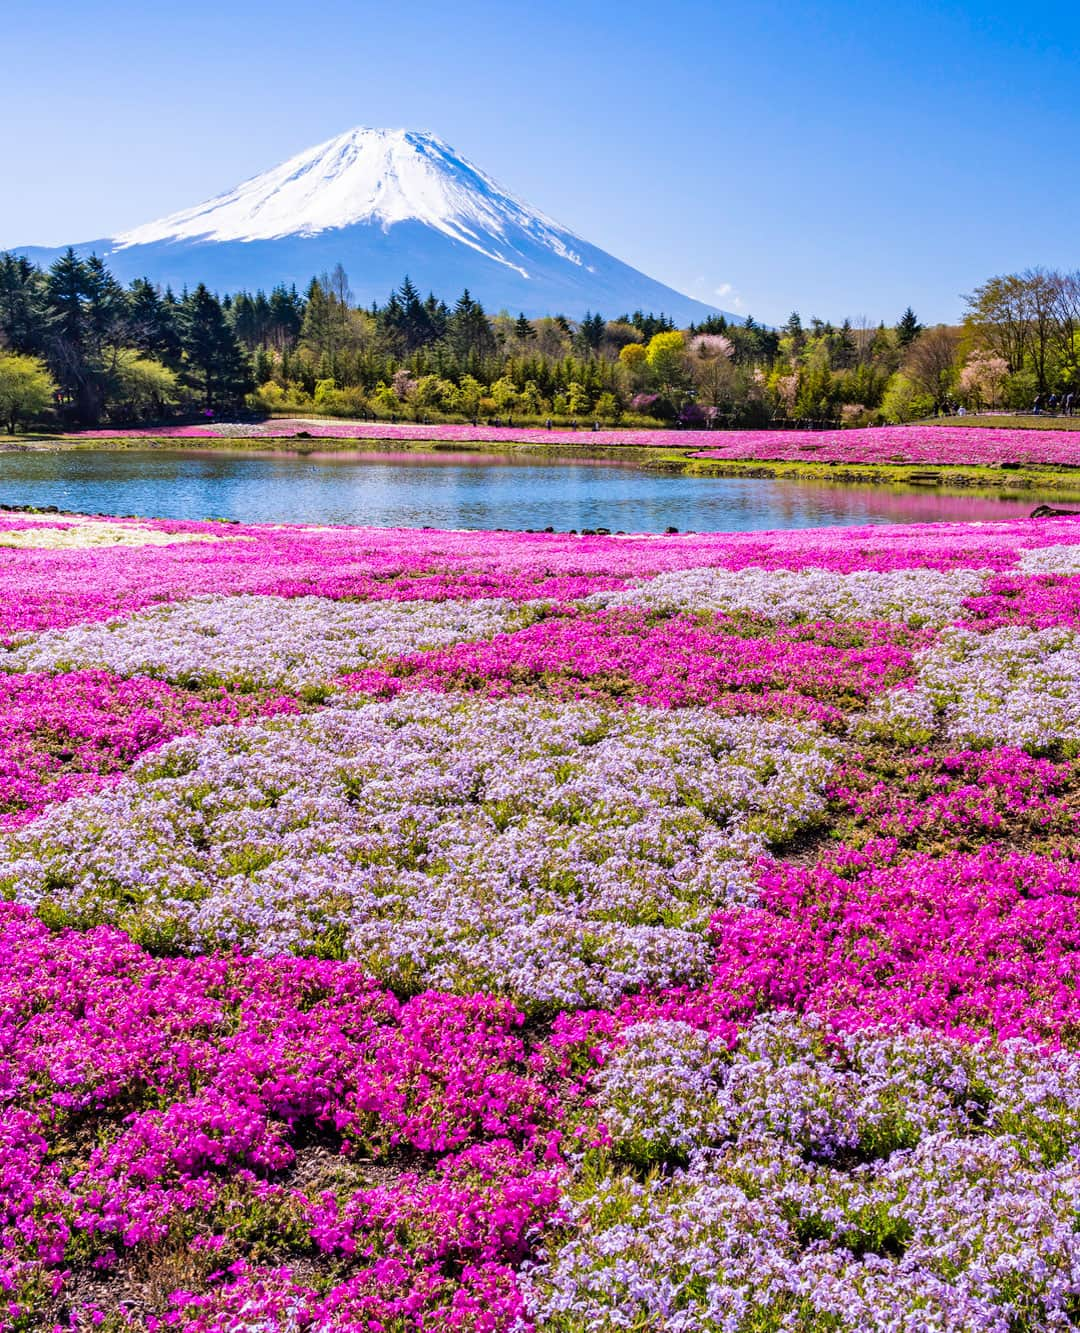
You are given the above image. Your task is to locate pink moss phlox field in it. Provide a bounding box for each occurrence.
[72,418,1080,465]
[703,847,1080,1044]
[828,746,1080,852]
[0,906,566,1328]
[157,1257,533,1332]
[690,423,1080,466]
[0,670,297,829]
[5,513,1080,637]
[604,846,1080,1047]
[4,512,1080,1328]
[958,571,1080,629]
[343,609,924,723]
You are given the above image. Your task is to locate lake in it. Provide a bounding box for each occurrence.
[0,448,1072,532]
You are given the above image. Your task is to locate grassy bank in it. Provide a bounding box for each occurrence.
[666,453,1080,491]
[923,414,1080,431]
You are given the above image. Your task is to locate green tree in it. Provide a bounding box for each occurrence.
[268,285,304,350]
[410,374,445,418]
[108,350,178,421]
[577,311,605,354]
[44,249,140,423]
[645,330,689,406]
[0,352,56,433]
[83,255,128,355]
[370,382,401,417]
[895,307,924,348]
[447,290,495,365]
[127,278,181,365]
[566,380,590,414]
[456,374,483,419]
[781,312,805,349]
[489,376,519,412]
[180,284,252,409]
[0,253,49,354]
[795,359,837,420]
[300,278,337,362]
[520,380,543,415]
[834,319,857,369]
[881,372,934,423]
[46,249,91,351]
[44,248,100,419]
[378,277,436,354]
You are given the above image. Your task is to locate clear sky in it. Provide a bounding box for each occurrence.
[4,0,1078,325]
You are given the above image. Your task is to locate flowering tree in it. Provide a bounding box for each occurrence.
[689,333,734,361]
[958,350,1009,409]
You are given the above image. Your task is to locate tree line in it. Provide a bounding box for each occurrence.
[0,250,250,432]
[0,248,1075,432]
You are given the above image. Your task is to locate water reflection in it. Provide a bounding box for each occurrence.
[0,449,1073,533]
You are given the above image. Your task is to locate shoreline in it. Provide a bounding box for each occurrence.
[5,431,1080,494]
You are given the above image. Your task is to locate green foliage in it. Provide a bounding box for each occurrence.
[179,284,253,409]
[370,383,402,417]
[1003,368,1039,410]
[594,391,621,422]
[489,375,519,411]
[566,380,590,414]
[10,246,1071,433]
[895,306,923,347]
[645,330,690,407]
[0,351,56,433]
[108,349,178,421]
[881,372,935,423]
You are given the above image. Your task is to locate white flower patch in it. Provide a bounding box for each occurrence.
[526,1017,1080,1331]
[590,564,989,626]
[0,696,839,1011]
[0,521,245,549]
[858,625,1080,751]
[1,593,538,692]
[1018,541,1080,575]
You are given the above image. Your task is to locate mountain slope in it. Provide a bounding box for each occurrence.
[14,128,734,323]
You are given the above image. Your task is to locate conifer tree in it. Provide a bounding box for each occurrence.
[180,284,252,408]
[127,278,182,365]
[268,285,303,350]
[0,253,50,355]
[896,307,924,347]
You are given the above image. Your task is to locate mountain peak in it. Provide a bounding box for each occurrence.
[113,126,579,277]
[19,127,730,322]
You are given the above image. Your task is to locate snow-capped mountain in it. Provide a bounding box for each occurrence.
[15,128,734,323]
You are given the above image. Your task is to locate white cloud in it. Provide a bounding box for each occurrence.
[693,278,748,312]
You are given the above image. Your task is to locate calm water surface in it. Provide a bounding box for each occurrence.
[1,449,1072,532]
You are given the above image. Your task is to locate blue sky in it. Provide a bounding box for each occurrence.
[4,0,1078,325]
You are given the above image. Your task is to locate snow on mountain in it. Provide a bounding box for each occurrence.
[14,128,735,323]
[115,129,585,279]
